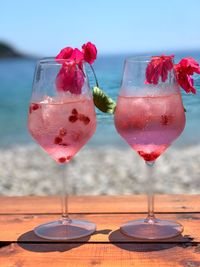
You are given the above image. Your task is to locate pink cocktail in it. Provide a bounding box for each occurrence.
[28,58,97,240]
[28,95,96,163]
[114,56,186,240]
[115,93,185,161]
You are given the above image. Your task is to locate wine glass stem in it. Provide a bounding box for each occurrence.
[61,164,70,221]
[147,193,154,218]
[146,161,156,222]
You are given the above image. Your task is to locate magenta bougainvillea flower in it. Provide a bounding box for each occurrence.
[55,42,97,94]
[174,57,200,94]
[55,47,73,60]
[56,47,83,62]
[145,55,174,84]
[82,42,97,64]
[145,54,200,94]
[56,61,84,94]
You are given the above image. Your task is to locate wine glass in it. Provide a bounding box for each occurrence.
[28,58,96,240]
[114,56,186,240]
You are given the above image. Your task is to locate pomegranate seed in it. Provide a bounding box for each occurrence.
[59,128,67,136]
[72,108,78,115]
[32,104,40,111]
[161,115,172,126]
[58,157,66,163]
[78,114,90,125]
[83,116,90,125]
[67,155,72,161]
[69,115,78,122]
[138,151,160,161]
[54,136,62,144]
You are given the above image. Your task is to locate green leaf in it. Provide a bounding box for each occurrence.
[92,86,116,114]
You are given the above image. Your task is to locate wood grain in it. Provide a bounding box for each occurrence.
[0,194,200,214]
[0,213,199,242]
[1,242,200,267]
[1,195,200,267]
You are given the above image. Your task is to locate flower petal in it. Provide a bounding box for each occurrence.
[70,48,84,62]
[55,47,73,60]
[145,55,174,85]
[174,57,200,94]
[82,42,97,64]
[56,62,84,94]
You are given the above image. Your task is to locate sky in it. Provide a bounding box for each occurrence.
[1,0,200,56]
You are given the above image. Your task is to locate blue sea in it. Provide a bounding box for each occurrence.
[0,52,200,148]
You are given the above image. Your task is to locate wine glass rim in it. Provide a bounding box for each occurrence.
[38,57,86,65]
[125,56,153,63]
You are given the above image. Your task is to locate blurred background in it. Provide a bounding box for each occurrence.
[0,0,200,196]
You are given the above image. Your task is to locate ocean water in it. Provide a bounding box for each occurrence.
[0,52,200,148]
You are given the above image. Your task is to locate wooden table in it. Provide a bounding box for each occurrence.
[1,195,200,266]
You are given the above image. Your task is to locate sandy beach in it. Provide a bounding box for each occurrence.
[0,144,200,196]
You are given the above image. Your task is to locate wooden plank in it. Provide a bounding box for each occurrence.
[1,242,200,267]
[0,195,200,214]
[0,213,199,243]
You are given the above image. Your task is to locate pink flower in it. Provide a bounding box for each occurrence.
[55,47,84,94]
[55,42,97,94]
[56,62,84,94]
[145,55,174,84]
[55,47,73,60]
[174,57,200,94]
[70,48,84,62]
[56,47,83,62]
[82,42,97,64]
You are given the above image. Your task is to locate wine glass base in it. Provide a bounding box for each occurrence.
[34,219,96,240]
[120,218,183,240]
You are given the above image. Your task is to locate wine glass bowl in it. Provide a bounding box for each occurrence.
[28,95,96,163]
[28,59,96,164]
[115,57,185,162]
[114,56,186,240]
[28,58,97,240]
[115,90,185,162]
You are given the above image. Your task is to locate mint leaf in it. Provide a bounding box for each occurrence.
[92,86,116,114]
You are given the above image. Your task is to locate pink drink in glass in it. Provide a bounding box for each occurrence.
[114,56,186,240]
[114,93,185,161]
[28,95,96,163]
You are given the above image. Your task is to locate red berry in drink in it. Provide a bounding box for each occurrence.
[58,157,66,163]
[83,116,90,125]
[72,108,78,115]
[32,104,40,111]
[54,136,62,144]
[69,115,78,122]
